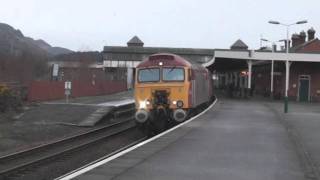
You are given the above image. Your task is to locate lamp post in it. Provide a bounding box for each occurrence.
[268,20,308,113]
[261,38,279,98]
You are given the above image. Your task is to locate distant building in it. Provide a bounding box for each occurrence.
[47,52,105,82]
[101,31,320,102]
[101,36,214,89]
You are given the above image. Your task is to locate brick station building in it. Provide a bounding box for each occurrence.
[253,27,320,102]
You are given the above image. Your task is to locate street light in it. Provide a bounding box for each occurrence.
[261,38,279,99]
[268,20,308,113]
[268,20,308,53]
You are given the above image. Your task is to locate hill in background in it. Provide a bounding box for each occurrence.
[0,23,74,84]
[0,23,73,57]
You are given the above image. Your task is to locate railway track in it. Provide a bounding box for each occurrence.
[0,117,139,179]
[0,98,215,180]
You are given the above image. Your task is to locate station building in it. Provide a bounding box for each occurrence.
[101,29,320,102]
[101,36,214,89]
[252,28,320,101]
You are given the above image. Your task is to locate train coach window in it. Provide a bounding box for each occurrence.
[163,68,185,81]
[138,68,160,82]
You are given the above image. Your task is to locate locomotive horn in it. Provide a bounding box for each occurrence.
[173,109,187,122]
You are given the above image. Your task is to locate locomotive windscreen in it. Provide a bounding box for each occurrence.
[163,68,185,81]
[138,68,160,82]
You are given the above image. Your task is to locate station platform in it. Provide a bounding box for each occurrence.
[63,98,307,180]
[0,91,134,157]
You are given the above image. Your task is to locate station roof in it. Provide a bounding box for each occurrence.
[230,39,248,50]
[127,36,144,47]
[102,36,320,72]
[103,46,215,64]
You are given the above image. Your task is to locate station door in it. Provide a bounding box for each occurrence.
[299,75,310,102]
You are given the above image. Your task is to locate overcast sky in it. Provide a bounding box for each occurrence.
[0,0,318,51]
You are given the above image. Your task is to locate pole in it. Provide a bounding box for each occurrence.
[270,44,275,98]
[284,26,290,113]
[247,60,252,89]
[268,20,307,112]
[271,60,274,98]
[66,94,69,104]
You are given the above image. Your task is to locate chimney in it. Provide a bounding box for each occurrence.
[283,40,291,51]
[292,33,301,47]
[272,44,277,52]
[280,39,291,50]
[307,27,316,41]
[299,31,306,44]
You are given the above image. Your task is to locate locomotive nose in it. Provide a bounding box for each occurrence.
[135,109,149,123]
[173,109,187,122]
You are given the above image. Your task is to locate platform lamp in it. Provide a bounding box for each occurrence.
[268,20,308,113]
[261,38,281,99]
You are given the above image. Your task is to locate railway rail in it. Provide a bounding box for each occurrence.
[0,102,141,179]
[0,118,138,179]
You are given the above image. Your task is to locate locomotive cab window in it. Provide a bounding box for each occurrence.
[163,68,185,81]
[138,68,160,82]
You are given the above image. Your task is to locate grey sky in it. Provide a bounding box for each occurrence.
[0,0,318,51]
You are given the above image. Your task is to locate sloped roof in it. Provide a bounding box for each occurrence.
[230,39,248,50]
[290,38,320,53]
[127,36,144,46]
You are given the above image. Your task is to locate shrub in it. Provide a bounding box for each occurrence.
[0,84,22,113]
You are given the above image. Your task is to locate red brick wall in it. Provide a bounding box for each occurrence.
[278,62,320,102]
[27,80,127,102]
[287,63,320,101]
[254,62,320,102]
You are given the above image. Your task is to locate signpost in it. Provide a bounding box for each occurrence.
[52,64,59,81]
[65,81,72,103]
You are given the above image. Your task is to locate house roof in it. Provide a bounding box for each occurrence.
[127,36,144,46]
[290,38,320,53]
[230,39,248,50]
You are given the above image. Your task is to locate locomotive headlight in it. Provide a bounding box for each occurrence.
[176,100,184,108]
[139,101,147,109]
[139,100,150,109]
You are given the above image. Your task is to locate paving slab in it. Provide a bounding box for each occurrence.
[76,99,306,180]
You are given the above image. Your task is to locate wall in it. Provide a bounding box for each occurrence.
[288,62,320,101]
[27,80,127,102]
[253,62,320,102]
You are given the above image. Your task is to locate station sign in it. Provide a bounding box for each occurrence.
[52,64,59,77]
[64,81,72,103]
[65,81,72,90]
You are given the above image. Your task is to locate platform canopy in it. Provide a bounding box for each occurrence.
[203,49,320,68]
